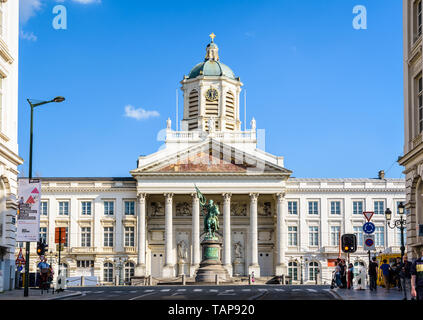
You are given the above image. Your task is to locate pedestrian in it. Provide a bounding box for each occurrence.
[399,255,412,300]
[347,263,354,289]
[393,258,402,291]
[340,260,347,289]
[355,262,366,290]
[37,257,50,292]
[368,257,378,291]
[411,251,423,300]
[334,260,342,288]
[380,259,391,291]
[251,271,255,285]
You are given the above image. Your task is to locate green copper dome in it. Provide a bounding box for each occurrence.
[188,38,236,80]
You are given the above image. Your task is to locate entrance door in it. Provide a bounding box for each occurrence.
[258,252,273,276]
[151,253,164,278]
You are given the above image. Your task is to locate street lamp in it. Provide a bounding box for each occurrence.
[385,202,406,261]
[23,96,65,297]
[299,256,303,285]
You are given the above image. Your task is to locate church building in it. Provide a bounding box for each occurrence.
[18,35,405,285]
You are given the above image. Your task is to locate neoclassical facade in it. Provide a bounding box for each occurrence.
[0,1,22,291]
[399,0,423,260]
[19,36,406,285]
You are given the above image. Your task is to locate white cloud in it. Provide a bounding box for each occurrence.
[124,105,160,121]
[19,0,42,24]
[20,30,38,41]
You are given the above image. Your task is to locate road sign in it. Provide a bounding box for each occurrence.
[363,222,376,234]
[363,211,374,222]
[15,248,25,266]
[364,234,375,251]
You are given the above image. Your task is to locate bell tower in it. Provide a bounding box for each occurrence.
[180,34,243,132]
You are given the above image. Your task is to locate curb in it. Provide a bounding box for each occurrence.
[47,291,83,300]
[329,289,343,300]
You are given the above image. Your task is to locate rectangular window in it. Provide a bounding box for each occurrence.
[77,260,94,268]
[81,201,92,216]
[374,201,385,215]
[104,227,114,247]
[353,226,363,247]
[287,201,298,215]
[352,201,363,215]
[308,201,319,215]
[104,201,114,216]
[39,227,47,243]
[330,226,340,246]
[375,226,385,246]
[288,226,298,246]
[125,201,135,215]
[40,202,48,216]
[125,227,135,247]
[58,201,69,216]
[309,226,319,246]
[418,0,422,38]
[330,201,341,215]
[63,227,69,247]
[81,227,91,247]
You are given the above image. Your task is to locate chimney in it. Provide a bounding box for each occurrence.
[378,170,385,179]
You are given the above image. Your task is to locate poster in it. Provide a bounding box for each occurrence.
[17,179,41,242]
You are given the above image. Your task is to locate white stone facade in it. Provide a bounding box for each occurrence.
[398,0,423,260]
[16,36,406,285]
[0,0,22,292]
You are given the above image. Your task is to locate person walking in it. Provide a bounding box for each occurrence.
[334,261,342,288]
[411,251,423,300]
[347,263,354,289]
[340,260,347,289]
[392,258,402,291]
[355,262,366,290]
[368,257,378,291]
[380,259,392,291]
[399,255,412,300]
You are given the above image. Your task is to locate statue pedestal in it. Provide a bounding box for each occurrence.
[233,258,244,277]
[195,238,230,283]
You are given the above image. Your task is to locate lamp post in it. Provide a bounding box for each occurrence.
[385,202,406,261]
[23,97,65,297]
[299,256,303,285]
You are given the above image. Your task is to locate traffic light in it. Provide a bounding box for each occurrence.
[36,241,42,256]
[36,240,47,256]
[341,234,357,253]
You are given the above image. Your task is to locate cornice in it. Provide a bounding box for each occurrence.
[42,187,136,193]
[286,188,405,194]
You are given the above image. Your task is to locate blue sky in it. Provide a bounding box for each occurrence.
[18,0,404,179]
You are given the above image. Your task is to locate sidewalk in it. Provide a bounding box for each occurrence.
[331,286,407,300]
[0,288,81,300]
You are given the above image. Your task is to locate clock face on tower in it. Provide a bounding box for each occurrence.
[205,88,219,102]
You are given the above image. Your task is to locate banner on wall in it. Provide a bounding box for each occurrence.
[16,179,41,242]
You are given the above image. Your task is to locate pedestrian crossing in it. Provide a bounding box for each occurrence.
[78,286,330,298]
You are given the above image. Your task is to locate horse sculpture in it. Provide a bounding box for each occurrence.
[195,185,220,239]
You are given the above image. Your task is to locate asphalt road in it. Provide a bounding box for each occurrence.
[63,285,338,300]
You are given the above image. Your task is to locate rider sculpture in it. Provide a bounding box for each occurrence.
[195,185,220,240]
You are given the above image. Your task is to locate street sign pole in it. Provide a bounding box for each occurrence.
[58,228,62,277]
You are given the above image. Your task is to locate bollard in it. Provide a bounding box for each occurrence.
[281,275,285,285]
[81,276,84,287]
[182,274,186,286]
[248,275,251,285]
[215,274,219,285]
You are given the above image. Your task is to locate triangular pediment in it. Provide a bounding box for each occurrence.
[132,139,292,175]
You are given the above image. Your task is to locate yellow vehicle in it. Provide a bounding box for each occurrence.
[375,253,401,287]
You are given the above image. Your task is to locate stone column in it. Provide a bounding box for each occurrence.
[135,193,146,276]
[162,193,175,278]
[223,193,232,276]
[190,192,201,277]
[248,193,260,277]
[275,193,286,276]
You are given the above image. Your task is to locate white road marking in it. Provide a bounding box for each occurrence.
[144,289,154,292]
[242,289,251,292]
[129,292,157,300]
[275,288,285,292]
[209,289,218,292]
[193,289,203,292]
[177,289,186,292]
[258,289,267,292]
[307,289,317,293]
[160,289,171,292]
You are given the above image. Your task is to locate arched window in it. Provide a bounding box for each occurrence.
[188,89,199,130]
[288,261,298,281]
[308,261,319,281]
[103,262,114,283]
[124,262,135,285]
